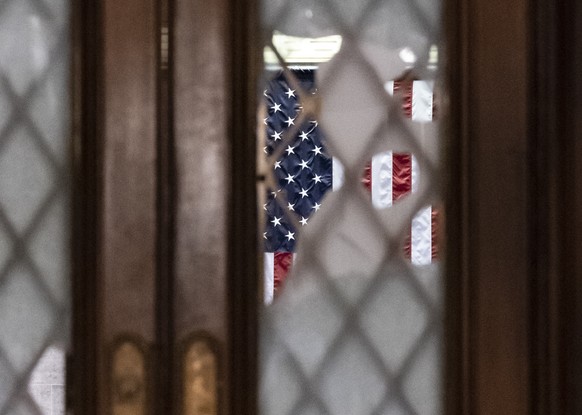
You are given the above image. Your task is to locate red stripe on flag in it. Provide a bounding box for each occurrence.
[432,208,439,260]
[394,80,414,118]
[274,252,293,294]
[362,161,372,193]
[393,153,412,259]
[392,153,412,201]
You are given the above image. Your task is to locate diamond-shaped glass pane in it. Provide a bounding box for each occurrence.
[29,196,69,304]
[272,267,344,377]
[319,334,386,414]
[0,0,70,413]
[0,357,17,410]
[403,333,442,415]
[0,127,53,232]
[259,0,443,412]
[0,269,56,374]
[359,271,428,371]
[0,0,61,95]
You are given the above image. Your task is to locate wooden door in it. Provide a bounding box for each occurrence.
[71,1,255,414]
[68,0,582,414]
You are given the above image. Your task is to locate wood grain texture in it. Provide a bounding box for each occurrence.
[99,1,158,413]
[173,0,229,344]
[100,0,157,341]
[447,0,531,413]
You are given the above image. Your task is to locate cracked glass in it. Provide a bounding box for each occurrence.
[259,1,443,414]
[0,0,70,414]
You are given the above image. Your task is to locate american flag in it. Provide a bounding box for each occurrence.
[263,70,438,304]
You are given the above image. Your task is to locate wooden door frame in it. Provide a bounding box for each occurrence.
[69,0,582,414]
[70,1,101,414]
[447,0,582,413]
[530,0,582,413]
[228,0,260,413]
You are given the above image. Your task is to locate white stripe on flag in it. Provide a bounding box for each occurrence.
[410,147,432,265]
[411,154,419,193]
[264,252,274,304]
[411,206,433,265]
[371,151,393,209]
[411,80,434,122]
[332,157,344,191]
[384,80,395,96]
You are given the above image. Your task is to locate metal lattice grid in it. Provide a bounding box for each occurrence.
[260,0,443,413]
[0,0,70,414]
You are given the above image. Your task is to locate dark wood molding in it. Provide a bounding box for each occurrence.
[529,1,582,414]
[529,0,558,412]
[443,0,472,412]
[227,0,260,414]
[539,0,582,413]
[70,0,102,413]
[446,0,532,413]
[155,0,176,413]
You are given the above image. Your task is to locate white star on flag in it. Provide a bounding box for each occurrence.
[299,159,310,170]
[300,217,308,226]
[271,102,281,113]
[274,160,281,169]
[271,131,282,141]
[284,173,295,184]
[285,145,295,155]
[285,88,296,98]
[311,145,322,155]
[287,202,295,211]
[299,131,309,141]
[285,231,295,241]
[299,188,309,198]
[271,216,282,227]
[313,202,321,211]
[285,116,295,127]
[312,174,322,184]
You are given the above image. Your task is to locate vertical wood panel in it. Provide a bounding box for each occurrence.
[559,1,582,413]
[101,0,157,342]
[99,0,158,412]
[173,0,229,344]
[448,0,531,413]
[471,0,529,413]
[173,0,230,411]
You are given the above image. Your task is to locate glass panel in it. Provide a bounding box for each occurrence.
[259,0,443,413]
[0,0,71,413]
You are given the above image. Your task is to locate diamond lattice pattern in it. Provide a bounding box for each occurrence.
[261,0,442,414]
[0,0,70,414]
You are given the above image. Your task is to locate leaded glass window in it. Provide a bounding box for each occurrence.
[259,1,443,413]
[0,0,70,413]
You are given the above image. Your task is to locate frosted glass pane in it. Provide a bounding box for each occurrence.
[0,0,71,413]
[28,347,66,415]
[0,269,56,374]
[259,0,443,413]
[0,127,53,232]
